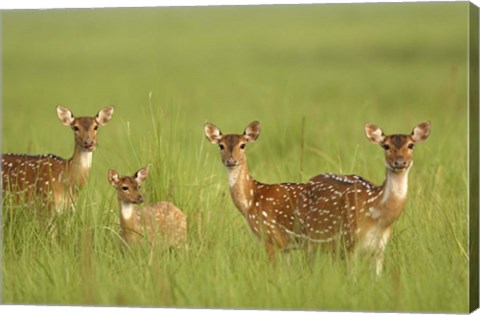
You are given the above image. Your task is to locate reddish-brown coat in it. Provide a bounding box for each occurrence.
[204,121,306,258]
[1,106,114,212]
[295,121,431,274]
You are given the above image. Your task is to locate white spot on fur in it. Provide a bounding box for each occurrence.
[369,207,381,219]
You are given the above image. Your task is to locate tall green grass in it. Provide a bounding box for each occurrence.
[2,2,470,312]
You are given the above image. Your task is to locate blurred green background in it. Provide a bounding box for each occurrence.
[2,2,470,312]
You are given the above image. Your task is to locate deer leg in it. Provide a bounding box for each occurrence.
[375,253,385,276]
[374,227,391,276]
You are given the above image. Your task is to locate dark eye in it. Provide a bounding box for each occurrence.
[94,125,98,131]
[240,143,246,150]
[121,186,129,191]
[408,143,415,149]
[219,144,225,150]
[73,126,80,132]
[382,144,390,150]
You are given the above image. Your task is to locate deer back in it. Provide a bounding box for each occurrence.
[2,153,67,208]
[296,173,385,251]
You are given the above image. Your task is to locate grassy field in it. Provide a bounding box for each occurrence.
[1,2,470,312]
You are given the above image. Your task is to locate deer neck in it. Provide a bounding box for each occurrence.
[377,165,411,225]
[66,144,93,188]
[119,201,137,231]
[226,162,256,216]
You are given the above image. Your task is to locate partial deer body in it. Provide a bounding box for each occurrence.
[1,106,114,211]
[204,121,306,258]
[295,121,431,274]
[108,167,187,248]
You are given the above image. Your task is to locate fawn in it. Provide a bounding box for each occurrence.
[1,105,114,212]
[108,167,187,248]
[294,121,431,275]
[204,121,307,259]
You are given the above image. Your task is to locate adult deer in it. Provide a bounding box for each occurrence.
[204,121,306,259]
[1,105,114,212]
[295,121,431,275]
[108,166,187,248]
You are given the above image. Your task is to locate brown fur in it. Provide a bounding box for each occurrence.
[295,121,431,274]
[2,106,114,212]
[108,167,187,248]
[205,121,306,259]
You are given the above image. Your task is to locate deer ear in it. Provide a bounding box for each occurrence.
[57,106,75,126]
[365,123,385,144]
[134,166,149,185]
[108,169,120,186]
[411,121,431,143]
[204,123,223,144]
[243,121,260,143]
[96,106,114,126]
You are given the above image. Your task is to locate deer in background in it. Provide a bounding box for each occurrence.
[295,121,431,275]
[1,105,114,212]
[108,166,187,248]
[204,121,308,259]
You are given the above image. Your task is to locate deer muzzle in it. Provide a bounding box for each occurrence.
[392,157,408,170]
[134,195,144,204]
[224,157,238,168]
[83,139,96,151]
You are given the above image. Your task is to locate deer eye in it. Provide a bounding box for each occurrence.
[240,143,246,150]
[219,144,225,150]
[121,186,129,191]
[382,144,390,150]
[94,125,99,131]
[72,126,80,132]
[408,143,415,149]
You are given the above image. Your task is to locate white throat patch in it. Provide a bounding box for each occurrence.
[227,167,240,187]
[121,202,134,220]
[80,151,93,169]
[381,167,410,204]
[226,166,252,211]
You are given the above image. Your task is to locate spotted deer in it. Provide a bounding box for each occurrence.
[204,121,308,259]
[294,121,431,275]
[108,167,187,248]
[1,105,114,212]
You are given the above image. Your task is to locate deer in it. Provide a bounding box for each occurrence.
[108,166,187,248]
[1,105,114,212]
[294,121,431,275]
[204,121,309,259]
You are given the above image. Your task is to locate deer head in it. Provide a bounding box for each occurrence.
[204,121,261,168]
[365,121,431,172]
[57,105,114,152]
[108,166,149,204]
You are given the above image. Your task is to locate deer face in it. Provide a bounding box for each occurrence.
[57,106,114,152]
[204,121,261,169]
[365,121,431,172]
[108,167,149,204]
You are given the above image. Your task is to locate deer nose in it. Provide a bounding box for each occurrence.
[84,139,94,147]
[225,157,238,167]
[393,157,407,169]
[135,195,144,204]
